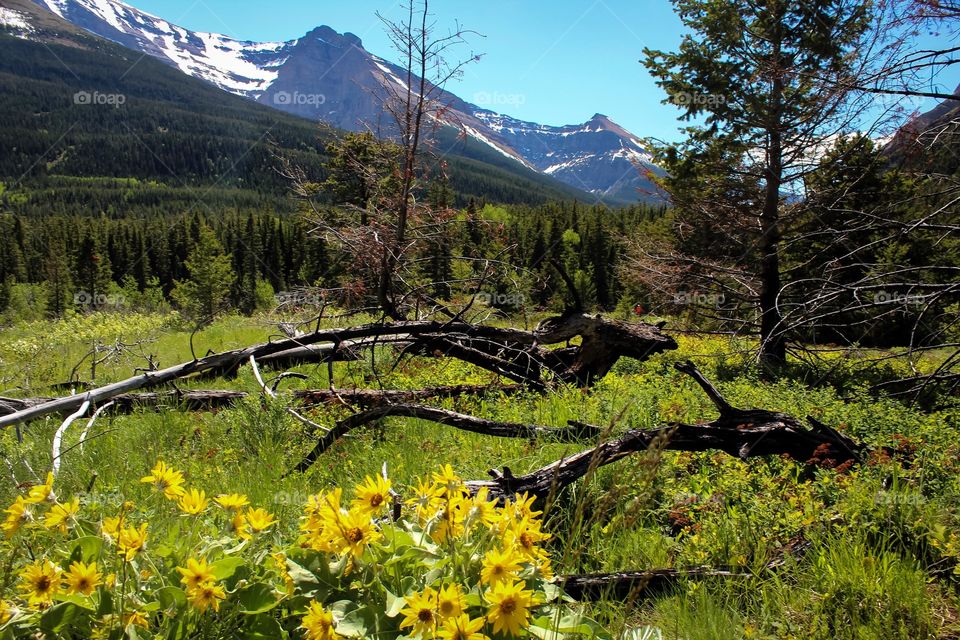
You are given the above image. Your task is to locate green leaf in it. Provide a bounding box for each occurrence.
[210,556,246,581]
[528,624,562,640]
[380,527,416,551]
[336,606,375,637]
[237,582,280,614]
[384,587,406,618]
[40,602,84,634]
[286,550,339,600]
[70,536,103,564]
[53,593,96,610]
[155,585,187,611]
[535,612,612,640]
[95,586,114,616]
[541,581,561,603]
[286,558,323,598]
[241,614,288,640]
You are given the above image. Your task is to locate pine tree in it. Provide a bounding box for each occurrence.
[172,225,236,322]
[74,231,113,310]
[643,0,871,369]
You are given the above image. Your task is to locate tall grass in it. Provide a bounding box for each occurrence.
[1,312,958,638]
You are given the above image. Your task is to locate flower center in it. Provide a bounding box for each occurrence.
[500,597,517,615]
[370,494,383,507]
[347,528,364,543]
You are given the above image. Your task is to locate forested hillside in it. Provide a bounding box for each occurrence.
[0,29,590,216]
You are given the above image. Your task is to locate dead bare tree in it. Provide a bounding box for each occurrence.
[276,0,499,323]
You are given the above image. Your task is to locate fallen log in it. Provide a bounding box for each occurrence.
[0,385,522,418]
[292,404,603,474]
[293,384,523,408]
[0,396,50,415]
[0,314,675,428]
[256,335,415,370]
[0,391,248,417]
[465,362,867,500]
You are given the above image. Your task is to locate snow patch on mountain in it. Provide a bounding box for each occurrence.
[31,0,662,201]
[35,0,289,95]
[0,7,34,32]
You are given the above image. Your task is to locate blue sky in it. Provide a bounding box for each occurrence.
[129,0,959,142]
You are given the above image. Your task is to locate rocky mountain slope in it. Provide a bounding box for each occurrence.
[26,0,660,202]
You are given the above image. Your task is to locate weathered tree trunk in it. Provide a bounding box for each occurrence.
[0,315,675,428]
[465,362,866,500]
[0,385,522,418]
[292,404,603,474]
[294,384,523,407]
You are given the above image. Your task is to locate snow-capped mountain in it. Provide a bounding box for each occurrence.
[27,0,660,200]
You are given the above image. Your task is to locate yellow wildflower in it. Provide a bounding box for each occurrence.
[399,587,438,637]
[124,610,149,629]
[64,561,101,596]
[101,516,122,542]
[504,518,551,560]
[0,599,15,624]
[25,472,55,505]
[533,556,554,581]
[186,581,225,613]
[176,558,215,590]
[436,584,466,619]
[438,614,488,640]
[272,552,295,594]
[231,512,251,540]
[432,464,462,496]
[44,497,80,533]
[117,523,148,561]
[178,489,209,515]
[19,559,62,607]
[302,600,341,640]
[352,475,392,515]
[486,580,535,636]
[481,547,523,586]
[214,493,249,511]
[465,487,498,529]
[305,488,342,519]
[431,505,466,544]
[330,508,381,557]
[407,476,443,521]
[506,492,541,521]
[244,507,277,534]
[140,461,186,500]
[2,497,31,538]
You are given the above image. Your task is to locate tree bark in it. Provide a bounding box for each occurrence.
[466,362,865,500]
[0,315,675,428]
[758,14,787,372]
[291,404,602,474]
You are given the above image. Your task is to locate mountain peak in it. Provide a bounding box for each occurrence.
[303,25,362,48]
[25,0,660,201]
